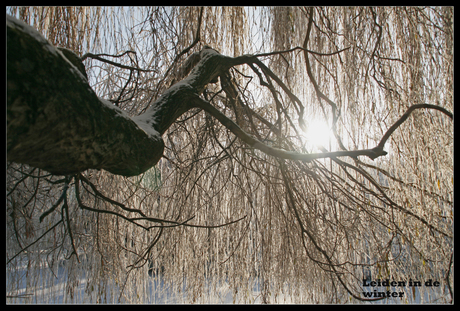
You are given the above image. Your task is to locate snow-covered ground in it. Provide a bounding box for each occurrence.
[6,255,450,304]
[6,256,252,304]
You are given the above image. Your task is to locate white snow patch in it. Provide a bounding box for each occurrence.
[199,47,219,59]
[132,113,161,140]
[99,97,128,115]
[166,79,194,93]
[99,98,161,140]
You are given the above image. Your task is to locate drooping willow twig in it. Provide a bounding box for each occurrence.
[7,219,63,265]
[278,159,386,302]
[145,6,205,108]
[192,81,452,164]
[198,50,445,164]
[74,173,247,231]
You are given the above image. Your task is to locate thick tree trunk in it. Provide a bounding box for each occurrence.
[7,16,165,176]
[6,15,237,177]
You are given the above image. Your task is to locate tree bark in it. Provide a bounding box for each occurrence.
[7,15,165,176]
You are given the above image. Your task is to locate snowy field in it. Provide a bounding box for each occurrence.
[6,255,450,304]
[6,255,264,304]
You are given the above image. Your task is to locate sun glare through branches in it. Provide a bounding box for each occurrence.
[6,6,453,304]
[302,119,334,150]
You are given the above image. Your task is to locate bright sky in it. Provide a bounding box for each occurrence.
[303,119,333,151]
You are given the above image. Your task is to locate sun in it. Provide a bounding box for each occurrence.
[303,119,333,150]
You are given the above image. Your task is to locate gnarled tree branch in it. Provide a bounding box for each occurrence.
[376,103,453,150]
[192,94,453,164]
[7,15,164,176]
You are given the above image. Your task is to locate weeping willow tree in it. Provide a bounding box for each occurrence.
[6,6,453,303]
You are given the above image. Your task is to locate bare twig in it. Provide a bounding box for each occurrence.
[75,173,247,230]
[302,7,346,151]
[255,46,350,59]
[6,293,34,299]
[7,219,63,265]
[62,193,79,262]
[78,173,149,218]
[39,179,70,222]
[82,52,155,73]
[192,95,386,161]
[376,103,453,150]
[81,50,136,61]
[279,160,385,302]
[146,7,204,107]
[193,92,453,167]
